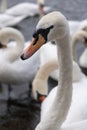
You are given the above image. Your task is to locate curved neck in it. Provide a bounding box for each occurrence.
[72,30,87,62]
[72,35,79,62]
[33,60,58,99]
[3,28,24,62]
[0,0,7,13]
[36,60,58,80]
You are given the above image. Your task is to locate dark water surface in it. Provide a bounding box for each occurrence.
[0,0,87,129]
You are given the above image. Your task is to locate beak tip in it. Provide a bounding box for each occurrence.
[20,54,26,60]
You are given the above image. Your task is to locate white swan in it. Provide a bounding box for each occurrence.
[0,13,27,28]
[5,2,52,17]
[21,11,87,129]
[0,27,40,101]
[72,30,87,69]
[40,29,87,81]
[32,60,82,101]
[37,0,45,17]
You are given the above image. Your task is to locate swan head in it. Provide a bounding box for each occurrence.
[21,11,69,60]
[0,27,24,48]
[72,30,87,46]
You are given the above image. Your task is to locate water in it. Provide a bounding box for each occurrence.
[0,0,87,129]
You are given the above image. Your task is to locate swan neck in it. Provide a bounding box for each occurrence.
[51,32,73,129]
[72,35,79,62]
[4,29,24,62]
[37,60,58,80]
[57,33,72,92]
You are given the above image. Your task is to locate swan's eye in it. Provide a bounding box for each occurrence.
[51,41,56,45]
[32,25,54,45]
[33,36,39,45]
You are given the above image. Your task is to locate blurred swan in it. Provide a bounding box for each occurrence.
[21,11,87,130]
[72,30,87,69]
[32,60,82,101]
[0,14,27,27]
[0,27,39,99]
[40,29,87,81]
[37,0,45,17]
[68,19,87,35]
[5,2,52,17]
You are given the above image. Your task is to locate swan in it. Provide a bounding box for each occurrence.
[32,60,83,101]
[5,2,52,17]
[0,27,40,100]
[0,0,7,13]
[40,29,87,81]
[0,13,27,28]
[21,11,87,129]
[37,0,45,17]
[72,30,87,70]
[69,19,87,35]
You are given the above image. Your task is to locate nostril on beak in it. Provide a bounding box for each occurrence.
[20,54,25,60]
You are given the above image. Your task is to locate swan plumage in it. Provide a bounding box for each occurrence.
[40,29,87,81]
[21,11,87,130]
[5,2,52,17]
[72,30,87,69]
[32,60,83,101]
[0,14,26,27]
[0,27,39,84]
[79,49,87,68]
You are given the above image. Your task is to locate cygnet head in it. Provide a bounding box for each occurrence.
[21,11,69,60]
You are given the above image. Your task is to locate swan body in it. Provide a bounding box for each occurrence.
[41,73,87,125]
[5,2,52,17]
[0,14,26,27]
[0,27,40,84]
[21,11,87,130]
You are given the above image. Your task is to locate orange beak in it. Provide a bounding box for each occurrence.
[84,41,87,46]
[21,34,46,60]
[38,95,46,103]
[0,43,7,49]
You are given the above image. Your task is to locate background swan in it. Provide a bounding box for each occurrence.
[32,60,83,101]
[0,27,40,100]
[72,30,87,71]
[5,2,52,17]
[21,11,87,129]
[69,19,87,35]
[0,13,27,27]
